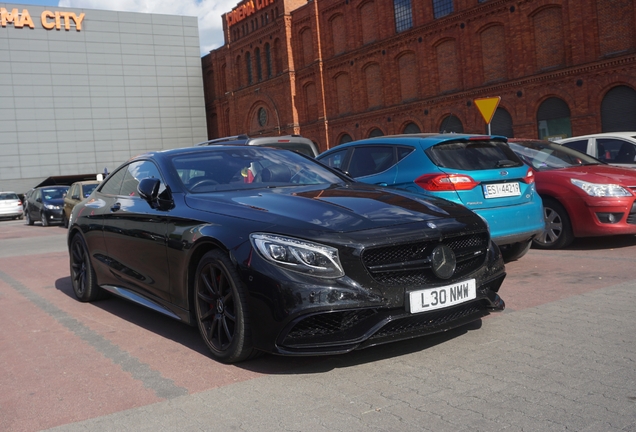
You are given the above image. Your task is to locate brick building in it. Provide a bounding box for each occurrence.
[202,0,636,152]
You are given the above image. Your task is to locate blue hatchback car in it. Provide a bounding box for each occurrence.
[317,134,544,262]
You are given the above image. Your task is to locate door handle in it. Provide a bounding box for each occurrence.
[110,202,121,212]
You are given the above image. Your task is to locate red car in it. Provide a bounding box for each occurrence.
[508,139,636,249]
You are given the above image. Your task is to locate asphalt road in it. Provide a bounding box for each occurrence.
[1,218,635,432]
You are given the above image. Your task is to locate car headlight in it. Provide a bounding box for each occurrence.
[250,233,345,278]
[44,204,60,210]
[570,179,631,197]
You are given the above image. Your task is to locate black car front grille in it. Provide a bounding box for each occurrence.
[369,302,484,340]
[627,201,636,225]
[281,302,488,349]
[285,309,378,340]
[361,232,489,286]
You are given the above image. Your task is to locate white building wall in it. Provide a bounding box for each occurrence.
[0,3,207,193]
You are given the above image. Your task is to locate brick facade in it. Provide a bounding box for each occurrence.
[202,0,636,152]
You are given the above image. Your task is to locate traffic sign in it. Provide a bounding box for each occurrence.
[474,96,501,125]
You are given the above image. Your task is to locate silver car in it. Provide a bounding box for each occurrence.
[0,192,24,220]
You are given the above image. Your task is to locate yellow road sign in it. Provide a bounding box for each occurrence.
[474,96,501,124]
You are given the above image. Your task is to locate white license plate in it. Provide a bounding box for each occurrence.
[483,182,520,198]
[408,279,476,313]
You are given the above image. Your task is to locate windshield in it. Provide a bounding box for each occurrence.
[172,147,346,193]
[508,141,601,171]
[41,187,68,200]
[82,184,98,198]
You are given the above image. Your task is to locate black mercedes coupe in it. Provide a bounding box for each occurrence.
[68,145,506,363]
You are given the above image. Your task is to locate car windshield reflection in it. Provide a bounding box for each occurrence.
[508,141,601,171]
[173,148,345,193]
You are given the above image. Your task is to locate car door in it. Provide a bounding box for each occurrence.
[99,160,172,303]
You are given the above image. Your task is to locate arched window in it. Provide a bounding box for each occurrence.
[368,128,384,137]
[398,52,418,101]
[364,63,383,108]
[339,134,353,144]
[601,86,636,132]
[235,55,243,87]
[403,122,421,134]
[255,48,262,82]
[440,115,463,133]
[265,43,272,78]
[489,107,514,137]
[246,52,253,85]
[537,97,571,139]
[532,7,565,70]
[335,73,352,115]
[480,24,507,82]
[360,2,378,44]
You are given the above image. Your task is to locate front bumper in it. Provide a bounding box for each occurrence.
[571,196,636,237]
[241,233,506,356]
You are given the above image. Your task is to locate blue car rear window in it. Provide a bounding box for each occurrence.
[426,140,522,170]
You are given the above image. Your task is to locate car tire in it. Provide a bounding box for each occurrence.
[40,212,49,227]
[194,249,258,363]
[16,214,24,220]
[69,234,103,302]
[25,211,34,226]
[500,239,532,263]
[62,213,69,228]
[533,198,574,249]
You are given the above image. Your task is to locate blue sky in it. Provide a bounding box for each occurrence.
[4,0,227,54]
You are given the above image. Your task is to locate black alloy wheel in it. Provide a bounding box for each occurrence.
[194,249,256,363]
[69,234,102,301]
[40,212,49,227]
[533,198,574,249]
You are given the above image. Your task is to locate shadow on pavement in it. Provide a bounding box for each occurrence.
[56,275,485,375]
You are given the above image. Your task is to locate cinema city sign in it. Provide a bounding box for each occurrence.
[225,0,276,28]
[1,8,85,31]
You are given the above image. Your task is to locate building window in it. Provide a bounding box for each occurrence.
[394,0,413,33]
[246,52,253,85]
[440,114,463,133]
[368,128,384,137]
[255,48,262,82]
[339,134,353,144]
[432,0,453,19]
[403,122,421,134]
[537,97,571,140]
[601,86,636,132]
[489,107,514,137]
[265,43,272,78]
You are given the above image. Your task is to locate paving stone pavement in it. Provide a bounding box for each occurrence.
[45,281,636,432]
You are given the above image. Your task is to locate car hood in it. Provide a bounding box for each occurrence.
[185,184,476,233]
[538,165,636,185]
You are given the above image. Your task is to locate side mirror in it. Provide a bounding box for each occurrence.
[138,178,173,211]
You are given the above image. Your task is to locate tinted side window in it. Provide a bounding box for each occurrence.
[397,146,414,161]
[319,149,349,170]
[348,146,397,177]
[598,138,636,163]
[68,185,78,199]
[426,140,522,170]
[561,139,588,154]
[99,167,127,195]
[120,161,162,197]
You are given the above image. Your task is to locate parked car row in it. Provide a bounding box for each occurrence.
[11,130,634,364]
